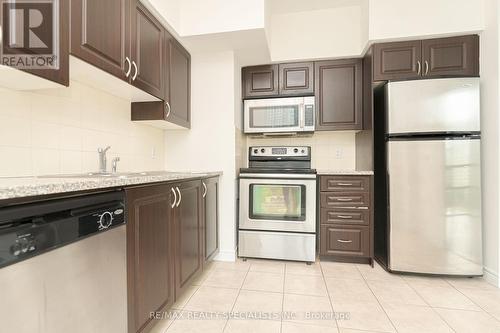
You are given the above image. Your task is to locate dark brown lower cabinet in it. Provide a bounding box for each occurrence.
[319,175,373,265]
[173,180,203,298]
[203,177,219,263]
[126,184,175,333]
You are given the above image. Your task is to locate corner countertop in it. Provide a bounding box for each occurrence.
[0,171,222,202]
[316,170,374,176]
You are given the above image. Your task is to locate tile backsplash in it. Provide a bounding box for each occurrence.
[0,81,165,177]
[246,131,356,170]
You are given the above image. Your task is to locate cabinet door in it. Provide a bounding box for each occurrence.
[279,62,314,96]
[242,65,279,99]
[373,41,422,81]
[203,177,219,262]
[315,59,363,131]
[422,35,479,78]
[130,1,164,99]
[167,39,191,128]
[22,0,69,86]
[174,180,203,298]
[71,0,130,80]
[126,184,174,333]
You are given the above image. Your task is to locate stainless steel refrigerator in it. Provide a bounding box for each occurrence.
[381,78,483,276]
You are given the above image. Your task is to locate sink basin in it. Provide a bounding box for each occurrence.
[37,171,166,179]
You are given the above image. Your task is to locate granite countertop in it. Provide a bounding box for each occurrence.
[316,170,374,176]
[0,171,222,201]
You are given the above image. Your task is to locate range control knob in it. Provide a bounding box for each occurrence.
[98,212,114,230]
[293,148,299,153]
[253,149,258,154]
[261,148,265,153]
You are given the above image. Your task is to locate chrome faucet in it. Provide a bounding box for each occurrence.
[97,146,111,173]
[112,157,120,173]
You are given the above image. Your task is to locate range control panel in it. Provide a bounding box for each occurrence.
[249,146,310,158]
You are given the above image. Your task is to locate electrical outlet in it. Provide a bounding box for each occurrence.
[335,148,343,159]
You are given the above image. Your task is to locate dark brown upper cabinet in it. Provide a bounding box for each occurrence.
[373,35,479,81]
[130,1,164,99]
[71,0,130,81]
[422,35,479,78]
[279,62,314,96]
[126,184,175,333]
[242,65,279,99]
[203,177,219,263]
[22,0,69,86]
[167,38,191,128]
[373,40,422,81]
[315,59,363,131]
[173,180,203,298]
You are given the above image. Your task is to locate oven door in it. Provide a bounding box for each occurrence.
[239,175,316,233]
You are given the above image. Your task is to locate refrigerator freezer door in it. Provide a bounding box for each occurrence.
[386,78,480,134]
[387,138,483,275]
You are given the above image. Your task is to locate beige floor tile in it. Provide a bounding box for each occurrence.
[321,262,364,279]
[459,288,500,320]
[282,321,339,333]
[283,293,336,327]
[402,275,451,289]
[224,319,281,333]
[232,290,283,315]
[325,277,377,302]
[339,329,391,333]
[367,279,426,306]
[435,308,500,333]
[203,269,248,289]
[356,263,403,282]
[381,302,453,333]
[249,260,286,274]
[332,299,395,332]
[445,277,497,291]
[242,271,284,293]
[150,310,181,333]
[172,285,199,310]
[415,286,481,311]
[286,262,323,276]
[184,286,239,313]
[285,274,328,296]
[166,311,227,333]
[213,260,251,272]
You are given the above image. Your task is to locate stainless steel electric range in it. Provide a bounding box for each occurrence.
[238,146,316,263]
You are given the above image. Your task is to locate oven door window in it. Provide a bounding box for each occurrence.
[249,105,299,128]
[250,184,306,221]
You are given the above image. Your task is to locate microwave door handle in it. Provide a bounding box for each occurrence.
[299,103,305,129]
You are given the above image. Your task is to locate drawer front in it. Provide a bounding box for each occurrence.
[320,192,370,207]
[320,208,369,226]
[320,176,370,192]
[320,225,369,257]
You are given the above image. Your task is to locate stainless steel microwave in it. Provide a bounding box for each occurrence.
[243,96,315,134]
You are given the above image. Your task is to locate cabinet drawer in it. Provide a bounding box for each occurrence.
[320,208,369,226]
[320,176,370,192]
[320,192,370,207]
[320,225,369,257]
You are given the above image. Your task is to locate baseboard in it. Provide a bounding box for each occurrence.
[214,249,237,262]
[483,266,499,287]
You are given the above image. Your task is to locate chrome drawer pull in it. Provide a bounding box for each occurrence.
[337,215,353,219]
[336,198,353,202]
[337,183,353,186]
[337,239,353,243]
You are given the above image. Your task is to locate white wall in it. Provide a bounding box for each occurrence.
[0,81,164,177]
[164,51,238,261]
[369,0,485,40]
[480,0,500,285]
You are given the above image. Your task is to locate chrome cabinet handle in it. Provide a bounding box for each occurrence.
[336,198,353,202]
[176,187,182,207]
[337,183,353,186]
[337,239,353,243]
[132,61,138,81]
[424,61,429,75]
[337,215,353,219]
[202,182,207,198]
[170,187,177,208]
[417,61,421,75]
[165,102,171,118]
[125,57,131,77]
